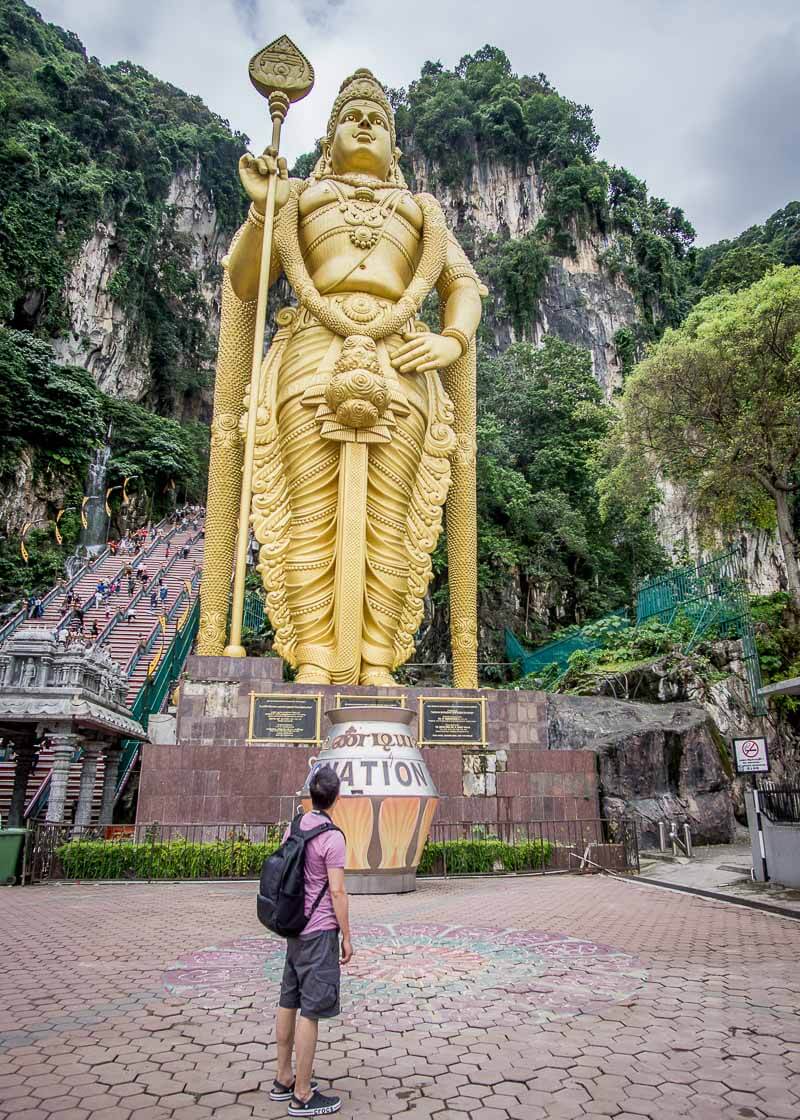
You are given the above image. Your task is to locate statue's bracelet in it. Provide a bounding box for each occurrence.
[442,327,470,357]
[247,203,265,228]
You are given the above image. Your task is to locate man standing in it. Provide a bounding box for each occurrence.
[272,767,352,1116]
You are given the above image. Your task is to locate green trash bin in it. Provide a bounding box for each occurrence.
[0,828,27,885]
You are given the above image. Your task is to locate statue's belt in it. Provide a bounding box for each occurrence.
[291,291,417,339]
[265,294,442,447]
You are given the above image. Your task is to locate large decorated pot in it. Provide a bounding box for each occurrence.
[302,707,437,894]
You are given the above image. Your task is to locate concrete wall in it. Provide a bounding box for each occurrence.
[745,790,800,888]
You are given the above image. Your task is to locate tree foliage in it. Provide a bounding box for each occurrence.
[0,0,246,404]
[0,326,208,601]
[476,338,666,633]
[694,202,800,296]
[617,266,800,603]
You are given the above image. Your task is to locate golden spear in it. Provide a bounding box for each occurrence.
[224,35,314,657]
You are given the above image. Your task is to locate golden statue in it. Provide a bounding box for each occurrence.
[199,45,484,688]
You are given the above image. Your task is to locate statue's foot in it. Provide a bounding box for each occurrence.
[295,664,331,684]
[360,666,395,687]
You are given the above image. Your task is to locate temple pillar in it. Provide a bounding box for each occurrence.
[98,742,123,827]
[73,739,105,830]
[45,731,79,825]
[7,734,38,828]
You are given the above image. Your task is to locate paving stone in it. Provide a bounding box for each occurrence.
[2,877,799,1119]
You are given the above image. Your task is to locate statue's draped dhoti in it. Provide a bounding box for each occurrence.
[251,305,455,685]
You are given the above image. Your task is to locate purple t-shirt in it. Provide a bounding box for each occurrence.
[283,811,346,938]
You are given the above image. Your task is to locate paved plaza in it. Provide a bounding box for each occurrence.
[1,875,799,1120]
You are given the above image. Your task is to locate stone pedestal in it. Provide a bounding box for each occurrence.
[137,656,599,827]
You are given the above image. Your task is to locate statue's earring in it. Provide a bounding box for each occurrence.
[392,146,404,185]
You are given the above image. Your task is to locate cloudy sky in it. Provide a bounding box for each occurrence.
[37,0,800,245]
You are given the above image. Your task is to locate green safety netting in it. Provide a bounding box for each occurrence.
[505,628,597,677]
[635,547,766,715]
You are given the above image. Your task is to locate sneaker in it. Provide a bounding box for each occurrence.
[288,1089,341,1116]
[270,1078,319,1102]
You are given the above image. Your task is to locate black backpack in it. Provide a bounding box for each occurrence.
[257,812,343,937]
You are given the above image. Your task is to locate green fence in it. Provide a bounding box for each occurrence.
[115,598,200,801]
[636,547,766,715]
[505,610,627,680]
[505,628,596,677]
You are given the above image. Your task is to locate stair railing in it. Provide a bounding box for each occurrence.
[18,517,205,821]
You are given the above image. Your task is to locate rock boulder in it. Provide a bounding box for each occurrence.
[547,694,735,846]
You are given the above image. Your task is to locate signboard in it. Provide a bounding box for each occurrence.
[418,696,486,746]
[732,736,770,774]
[248,693,321,744]
[335,694,406,709]
[307,754,436,796]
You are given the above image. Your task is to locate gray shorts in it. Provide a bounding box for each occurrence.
[279,930,341,1021]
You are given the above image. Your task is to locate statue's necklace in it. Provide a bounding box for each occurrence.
[325,172,398,190]
[326,179,403,251]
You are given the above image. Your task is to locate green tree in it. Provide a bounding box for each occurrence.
[619,266,800,604]
[476,337,665,627]
[701,244,778,295]
[693,201,800,294]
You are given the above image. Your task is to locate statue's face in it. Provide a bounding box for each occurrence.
[330,98,392,178]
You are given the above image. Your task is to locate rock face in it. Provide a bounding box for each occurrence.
[51,218,150,400]
[0,449,70,539]
[52,163,228,408]
[656,478,786,592]
[547,693,735,846]
[409,151,638,396]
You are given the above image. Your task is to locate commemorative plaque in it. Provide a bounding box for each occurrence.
[418,696,486,746]
[248,693,321,744]
[336,693,406,709]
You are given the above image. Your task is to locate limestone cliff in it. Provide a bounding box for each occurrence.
[657,479,787,595]
[409,151,638,396]
[52,162,229,418]
[51,217,150,400]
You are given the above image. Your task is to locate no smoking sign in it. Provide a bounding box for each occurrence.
[733,736,770,774]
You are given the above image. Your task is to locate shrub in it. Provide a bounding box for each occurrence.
[416,837,553,875]
[55,835,553,879]
[56,836,280,879]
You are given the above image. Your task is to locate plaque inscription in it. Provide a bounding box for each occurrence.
[248,693,321,744]
[418,697,486,746]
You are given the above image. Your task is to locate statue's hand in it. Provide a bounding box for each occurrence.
[392,331,462,374]
[239,146,290,215]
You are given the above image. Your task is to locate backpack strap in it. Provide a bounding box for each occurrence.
[299,819,345,919]
[307,880,331,918]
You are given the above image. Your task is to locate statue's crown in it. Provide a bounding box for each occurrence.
[326,68,396,146]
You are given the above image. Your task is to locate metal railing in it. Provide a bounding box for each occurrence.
[756,786,800,824]
[21,816,639,883]
[636,547,766,715]
[113,596,201,804]
[420,818,639,876]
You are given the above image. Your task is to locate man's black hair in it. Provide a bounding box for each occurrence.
[310,765,340,810]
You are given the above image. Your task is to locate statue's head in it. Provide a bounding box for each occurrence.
[313,69,407,186]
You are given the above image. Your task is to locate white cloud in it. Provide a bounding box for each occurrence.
[36,0,800,244]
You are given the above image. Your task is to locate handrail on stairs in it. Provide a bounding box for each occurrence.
[0,514,180,646]
[20,522,203,821]
[114,597,200,805]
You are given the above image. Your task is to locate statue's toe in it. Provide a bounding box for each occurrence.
[295,664,331,684]
[359,666,395,687]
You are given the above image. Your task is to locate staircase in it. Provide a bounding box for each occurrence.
[0,515,205,826]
